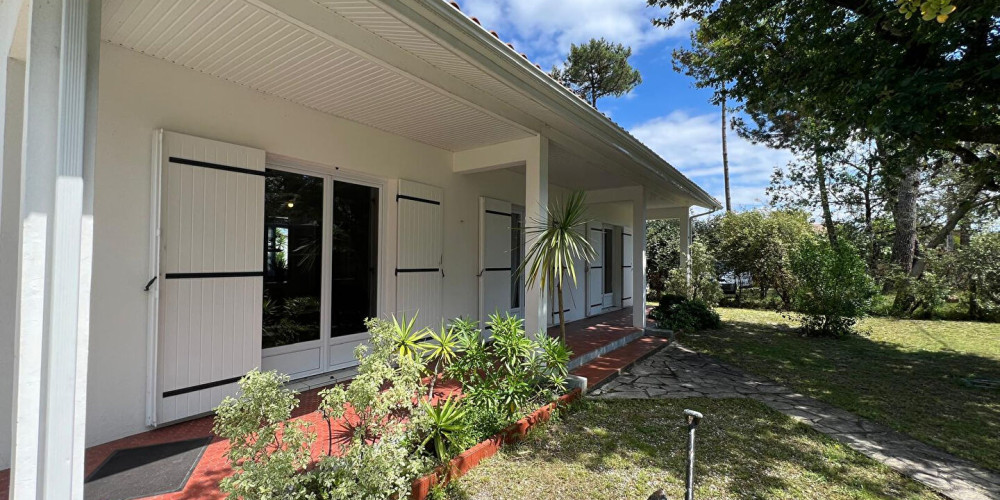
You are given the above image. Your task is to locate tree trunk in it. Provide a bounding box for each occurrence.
[890,161,919,274]
[909,177,988,277]
[722,92,732,212]
[557,281,566,342]
[863,164,877,271]
[816,152,837,246]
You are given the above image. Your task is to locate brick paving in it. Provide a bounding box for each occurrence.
[593,343,1000,500]
[0,309,651,500]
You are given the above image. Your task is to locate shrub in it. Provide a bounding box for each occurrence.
[716,210,812,307]
[213,370,316,499]
[790,238,877,337]
[446,312,570,441]
[663,241,723,305]
[650,296,721,332]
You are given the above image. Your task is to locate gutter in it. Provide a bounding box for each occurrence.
[406,0,722,210]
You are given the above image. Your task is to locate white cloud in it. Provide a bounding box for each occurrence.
[459,0,689,69]
[630,111,794,208]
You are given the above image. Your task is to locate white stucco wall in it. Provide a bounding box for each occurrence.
[80,43,539,449]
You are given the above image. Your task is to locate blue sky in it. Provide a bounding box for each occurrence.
[459,0,795,209]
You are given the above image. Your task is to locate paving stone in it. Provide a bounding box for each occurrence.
[592,342,1000,500]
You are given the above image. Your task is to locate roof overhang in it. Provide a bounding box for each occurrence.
[101,0,721,210]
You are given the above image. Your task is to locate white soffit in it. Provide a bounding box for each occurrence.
[100,0,530,151]
[317,0,546,115]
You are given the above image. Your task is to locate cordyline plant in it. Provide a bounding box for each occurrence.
[517,191,597,341]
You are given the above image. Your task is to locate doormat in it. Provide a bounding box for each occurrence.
[84,436,212,500]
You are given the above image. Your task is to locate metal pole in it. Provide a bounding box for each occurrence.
[684,409,703,500]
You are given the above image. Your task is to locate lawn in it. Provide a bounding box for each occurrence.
[679,308,1000,472]
[444,398,936,499]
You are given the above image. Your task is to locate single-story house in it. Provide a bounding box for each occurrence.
[0,0,719,496]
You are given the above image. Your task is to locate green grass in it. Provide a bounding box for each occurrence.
[680,308,1000,472]
[444,399,937,499]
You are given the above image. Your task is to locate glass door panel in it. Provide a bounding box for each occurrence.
[262,170,324,349]
[330,180,379,337]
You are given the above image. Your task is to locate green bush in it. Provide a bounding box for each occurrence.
[446,312,570,441]
[214,312,573,499]
[663,241,723,305]
[213,370,316,499]
[650,295,721,332]
[716,210,812,307]
[790,238,877,337]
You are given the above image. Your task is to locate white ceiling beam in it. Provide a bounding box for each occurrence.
[452,136,538,173]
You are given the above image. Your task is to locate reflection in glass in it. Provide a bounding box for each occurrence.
[331,181,379,337]
[510,212,523,309]
[263,170,323,349]
[603,229,613,294]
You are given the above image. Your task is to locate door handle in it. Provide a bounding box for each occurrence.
[143,276,157,291]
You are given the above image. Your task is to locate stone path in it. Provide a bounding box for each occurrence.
[592,343,1000,500]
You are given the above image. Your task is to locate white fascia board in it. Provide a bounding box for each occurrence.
[399,0,721,210]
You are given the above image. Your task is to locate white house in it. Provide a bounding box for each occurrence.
[0,0,719,496]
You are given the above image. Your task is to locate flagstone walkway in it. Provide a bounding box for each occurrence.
[591,343,1000,500]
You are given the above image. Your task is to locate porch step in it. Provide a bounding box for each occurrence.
[569,334,670,393]
[566,328,646,371]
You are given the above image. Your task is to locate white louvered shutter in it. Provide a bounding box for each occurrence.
[587,223,605,316]
[479,197,513,330]
[395,180,444,330]
[622,227,634,308]
[152,130,265,425]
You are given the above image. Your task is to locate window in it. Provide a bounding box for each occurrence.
[330,181,379,337]
[262,170,324,349]
[510,211,523,309]
[603,228,613,294]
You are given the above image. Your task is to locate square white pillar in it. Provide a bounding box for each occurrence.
[10,0,99,497]
[631,189,646,328]
[523,135,549,336]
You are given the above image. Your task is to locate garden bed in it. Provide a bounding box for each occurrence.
[410,389,582,499]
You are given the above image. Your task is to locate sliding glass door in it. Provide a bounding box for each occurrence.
[261,165,381,378]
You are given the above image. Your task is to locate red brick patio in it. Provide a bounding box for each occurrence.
[0,308,660,499]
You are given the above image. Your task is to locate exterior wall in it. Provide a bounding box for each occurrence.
[79,43,532,449]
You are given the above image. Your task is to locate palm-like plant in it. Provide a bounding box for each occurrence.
[517,191,597,341]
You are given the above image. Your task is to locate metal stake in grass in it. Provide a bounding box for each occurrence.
[684,409,704,500]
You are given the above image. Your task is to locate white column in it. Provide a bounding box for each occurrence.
[679,207,691,286]
[10,0,99,498]
[523,135,549,336]
[1,0,27,477]
[631,188,646,328]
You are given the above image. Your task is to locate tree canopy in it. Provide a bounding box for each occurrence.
[550,38,643,108]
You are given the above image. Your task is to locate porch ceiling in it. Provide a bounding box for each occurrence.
[101,0,532,151]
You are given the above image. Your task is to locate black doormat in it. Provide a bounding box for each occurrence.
[84,436,212,500]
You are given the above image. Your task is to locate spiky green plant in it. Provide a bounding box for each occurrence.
[420,396,468,462]
[389,313,429,361]
[517,191,597,340]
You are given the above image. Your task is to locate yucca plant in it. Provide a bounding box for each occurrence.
[423,321,464,398]
[420,396,468,462]
[389,313,429,361]
[517,191,597,341]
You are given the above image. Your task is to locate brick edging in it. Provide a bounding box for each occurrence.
[409,388,582,499]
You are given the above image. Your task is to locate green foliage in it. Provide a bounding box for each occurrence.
[388,313,430,361]
[419,396,469,462]
[663,240,723,305]
[651,297,721,332]
[518,191,596,339]
[446,312,571,441]
[213,370,316,500]
[320,317,424,445]
[789,238,877,337]
[895,0,956,22]
[550,38,642,108]
[645,219,681,296]
[309,433,426,500]
[716,210,813,307]
[936,232,1000,320]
